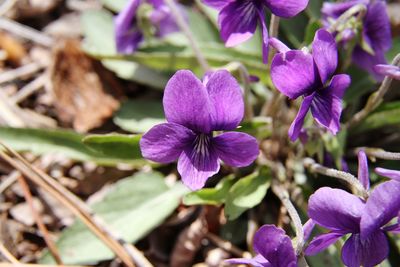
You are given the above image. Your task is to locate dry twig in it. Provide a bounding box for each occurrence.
[0,143,153,267]
[16,174,63,264]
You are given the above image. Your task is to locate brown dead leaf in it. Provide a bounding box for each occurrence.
[0,31,26,66]
[50,39,120,132]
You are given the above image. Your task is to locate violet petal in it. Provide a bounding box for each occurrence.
[360,180,400,239]
[163,70,212,133]
[308,187,364,233]
[312,29,338,84]
[342,231,388,267]
[264,0,309,18]
[177,136,220,190]
[271,50,318,99]
[375,167,400,182]
[140,123,195,163]
[374,64,400,80]
[363,1,392,52]
[225,254,270,267]
[253,225,297,267]
[357,150,370,190]
[256,7,269,64]
[114,0,143,54]
[310,74,350,135]
[305,231,344,256]
[218,1,259,47]
[205,70,244,131]
[213,132,259,167]
[352,46,387,81]
[202,0,232,10]
[288,93,314,141]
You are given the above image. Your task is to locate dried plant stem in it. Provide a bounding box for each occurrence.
[298,256,309,267]
[0,264,87,267]
[164,0,210,72]
[11,75,46,104]
[0,144,153,267]
[0,18,54,47]
[271,184,304,255]
[0,171,18,194]
[206,232,249,258]
[303,158,368,199]
[0,0,16,17]
[357,147,400,161]
[0,62,45,84]
[16,174,63,264]
[0,243,19,263]
[347,53,400,128]
[268,15,280,64]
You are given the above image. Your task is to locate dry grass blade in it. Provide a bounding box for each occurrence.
[16,174,63,264]
[0,263,87,267]
[0,243,19,263]
[0,18,54,47]
[0,62,44,84]
[0,143,153,267]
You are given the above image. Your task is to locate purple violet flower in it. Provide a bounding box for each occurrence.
[270,29,351,141]
[226,224,298,267]
[374,64,400,80]
[375,167,400,182]
[305,151,400,267]
[114,0,182,54]
[321,0,392,80]
[139,70,259,190]
[202,0,309,63]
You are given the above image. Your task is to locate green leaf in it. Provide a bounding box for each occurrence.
[101,60,169,89]
[183,175,235,205]
[224,170,271,220]
[40,172,189,264]
[81,9,169,89]
[187,8,220,43]
[280,13,309,47]
[352,102,400,133]
[113,100,165,133]
[81,10,268,83]
[82,133,142,160]
[304,20,322,44]
[0,127,145,166]
[100,0,127,12]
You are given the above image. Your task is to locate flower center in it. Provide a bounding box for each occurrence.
[194,134,211,157]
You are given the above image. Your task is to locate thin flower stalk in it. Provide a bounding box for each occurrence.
[164,0,210,72]
[347,53,400,128]
[303,158,368,199]
[358,147,400,161]
[272,183,305,255]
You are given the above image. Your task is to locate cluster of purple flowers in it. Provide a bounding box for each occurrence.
[113,0,400,266]
[114,0,184,54]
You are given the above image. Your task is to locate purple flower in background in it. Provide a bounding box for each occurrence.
[226,225,298,267]
[114,0,182,54]
[202,0,309,63]
[305,151,400,267]
[374,64,400,80]
[140,70,259,190]
[322,0,392,80]
[270,29,351,141]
